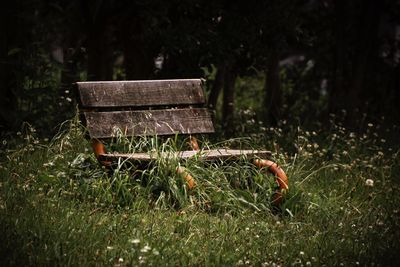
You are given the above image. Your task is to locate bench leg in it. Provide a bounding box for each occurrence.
[179,136,198,189]
[176,166,196,189]
[253,159,288,205]
[188,136,200,151]
[91,139,112,167]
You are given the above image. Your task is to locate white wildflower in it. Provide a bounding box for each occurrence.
[130,238,140,245]
[365,179,374,187]
[140,245,151,253]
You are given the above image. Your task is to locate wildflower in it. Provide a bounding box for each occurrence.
[43,162,55,167]
[57,172,66,178]
[130,238,140,245]
[365,179,374,187]
[138,256,146,264]
[140,245,151,253]
[106,246,113,250]
[367,123,373,127]
[224,213,232,220]
[299,251,305,256]
[294,258,302,265]
[118,257,124,263]
[66,97,72,102]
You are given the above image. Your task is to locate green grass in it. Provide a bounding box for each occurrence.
[0,120,399,266]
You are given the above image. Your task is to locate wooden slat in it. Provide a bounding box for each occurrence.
[84,108,214,138]
[77,79,205,108]
[99,149,272,161]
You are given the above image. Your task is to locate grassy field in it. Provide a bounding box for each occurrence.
[0,119,399,266]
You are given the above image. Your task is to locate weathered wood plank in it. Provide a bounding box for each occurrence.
[99,149,272,161]
[84,108,214,138]
[77,79,205,108]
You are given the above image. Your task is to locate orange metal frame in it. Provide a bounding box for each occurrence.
[92,136,288,206]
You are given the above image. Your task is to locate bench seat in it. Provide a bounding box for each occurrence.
[98,149,272,162]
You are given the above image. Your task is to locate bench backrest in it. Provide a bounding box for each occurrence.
[76,79,215,139]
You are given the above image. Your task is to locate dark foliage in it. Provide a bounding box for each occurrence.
[0,0,399,137]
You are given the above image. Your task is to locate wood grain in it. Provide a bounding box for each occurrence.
[77,79,205,108]
[84,108,214,138]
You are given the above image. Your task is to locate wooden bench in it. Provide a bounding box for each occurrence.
[76,79,288,204]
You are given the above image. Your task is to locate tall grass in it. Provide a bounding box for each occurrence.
[0,118,399,266]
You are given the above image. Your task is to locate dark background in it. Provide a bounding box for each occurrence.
[1,0,399,137]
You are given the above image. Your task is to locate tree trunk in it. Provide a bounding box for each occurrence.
[329,0,347,115]
[222,65,237,137]
[0,1,20,132]
[60,46,81,112]
[87,24,113,81]
[122,21,154,80]
[348,0,381,120]
[263,49,282,126]
[80,0,113,81]
[207,64,225,110]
